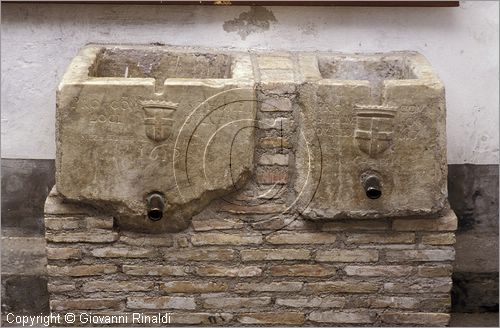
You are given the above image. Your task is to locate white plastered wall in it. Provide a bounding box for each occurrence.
[1,1,498,164]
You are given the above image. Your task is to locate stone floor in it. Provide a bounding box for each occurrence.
[450,312,499,327]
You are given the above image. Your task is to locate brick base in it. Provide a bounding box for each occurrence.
[44,186,456,326]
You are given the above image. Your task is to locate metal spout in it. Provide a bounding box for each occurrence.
[362,174,382,199]
[146,193,165,221]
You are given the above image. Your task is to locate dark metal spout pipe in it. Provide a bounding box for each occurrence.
[146,193,165,221]
[362,174,382,199]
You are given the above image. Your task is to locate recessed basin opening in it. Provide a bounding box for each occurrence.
[89,48,233,89]
[318,56,417,83]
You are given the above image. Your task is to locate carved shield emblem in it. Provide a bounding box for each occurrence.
[354,105,396,157]
[141,100,178,142]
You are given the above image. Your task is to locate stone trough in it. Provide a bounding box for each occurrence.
[45,44,456,326]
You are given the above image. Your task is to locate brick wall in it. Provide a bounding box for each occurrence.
[44,81,457,325]
[44,192,457,326]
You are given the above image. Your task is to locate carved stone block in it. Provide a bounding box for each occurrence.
[295,52,447,219]
[56,45,256,231]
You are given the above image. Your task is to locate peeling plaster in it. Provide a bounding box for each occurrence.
[223,7,277,40]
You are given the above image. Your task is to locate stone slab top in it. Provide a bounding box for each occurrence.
[61,44,443,88]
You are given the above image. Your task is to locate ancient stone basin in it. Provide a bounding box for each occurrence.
[57,46,448,233]
[295,52,448,219]
[56,45,256,232]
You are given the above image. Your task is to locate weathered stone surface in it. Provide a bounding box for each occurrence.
[47,283,75,293]
[163,248,236,262]
[82,281,154,292]
[47,264,117,277]
[127,296,196,310]
[196,265,262,277]
[159,281,228,293]
[191,217,244,231]
[271,264,335,277]
[383,278,452,294]
[191,233,262,245]
[344,265,413,277]
[46,230,118,243]
[257,55,294,70]
[304,281,380,294]
[266,232,336,244]
[380,312,450,326]
[202,296,271,309]
[321,220,389,231]
[295,52,448,219]
[255,168,289,185]
[419,297,451,311]
[86,216,114,229]
[241,249,310,261]
[119,233,173,247]
[45,217,81,230]
[50,298,121,310]
[237,312,305,325]
[47,247,81,260]
[44,187,91,215]
[308,310,375,323]
[417,264,453,277]
[316,249,378,262]
[386,249,455,262]
[218,202,287,214]
[122,265,186,276]
[235,282,303,293]
[258,154,289,166]
[259,137,290,149]
[175,235,190,248]
[258,117,292,131]
[251,216,315,231]
[368,296,420,309]
[421,232,456,245]
[90,247,156,258]
[57,45,256,232]
[346,233,415,244]
[276,296,345,308]
[259,81,296,95]
[393,209,458,231]
[261,97,293,112]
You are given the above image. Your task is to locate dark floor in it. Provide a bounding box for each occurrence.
[450,312,499,327]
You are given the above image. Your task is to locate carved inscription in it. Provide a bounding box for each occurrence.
[81,97,137,126]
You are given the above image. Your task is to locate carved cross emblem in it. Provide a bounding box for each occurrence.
[141,100,178,142]
[354,105,396,157]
